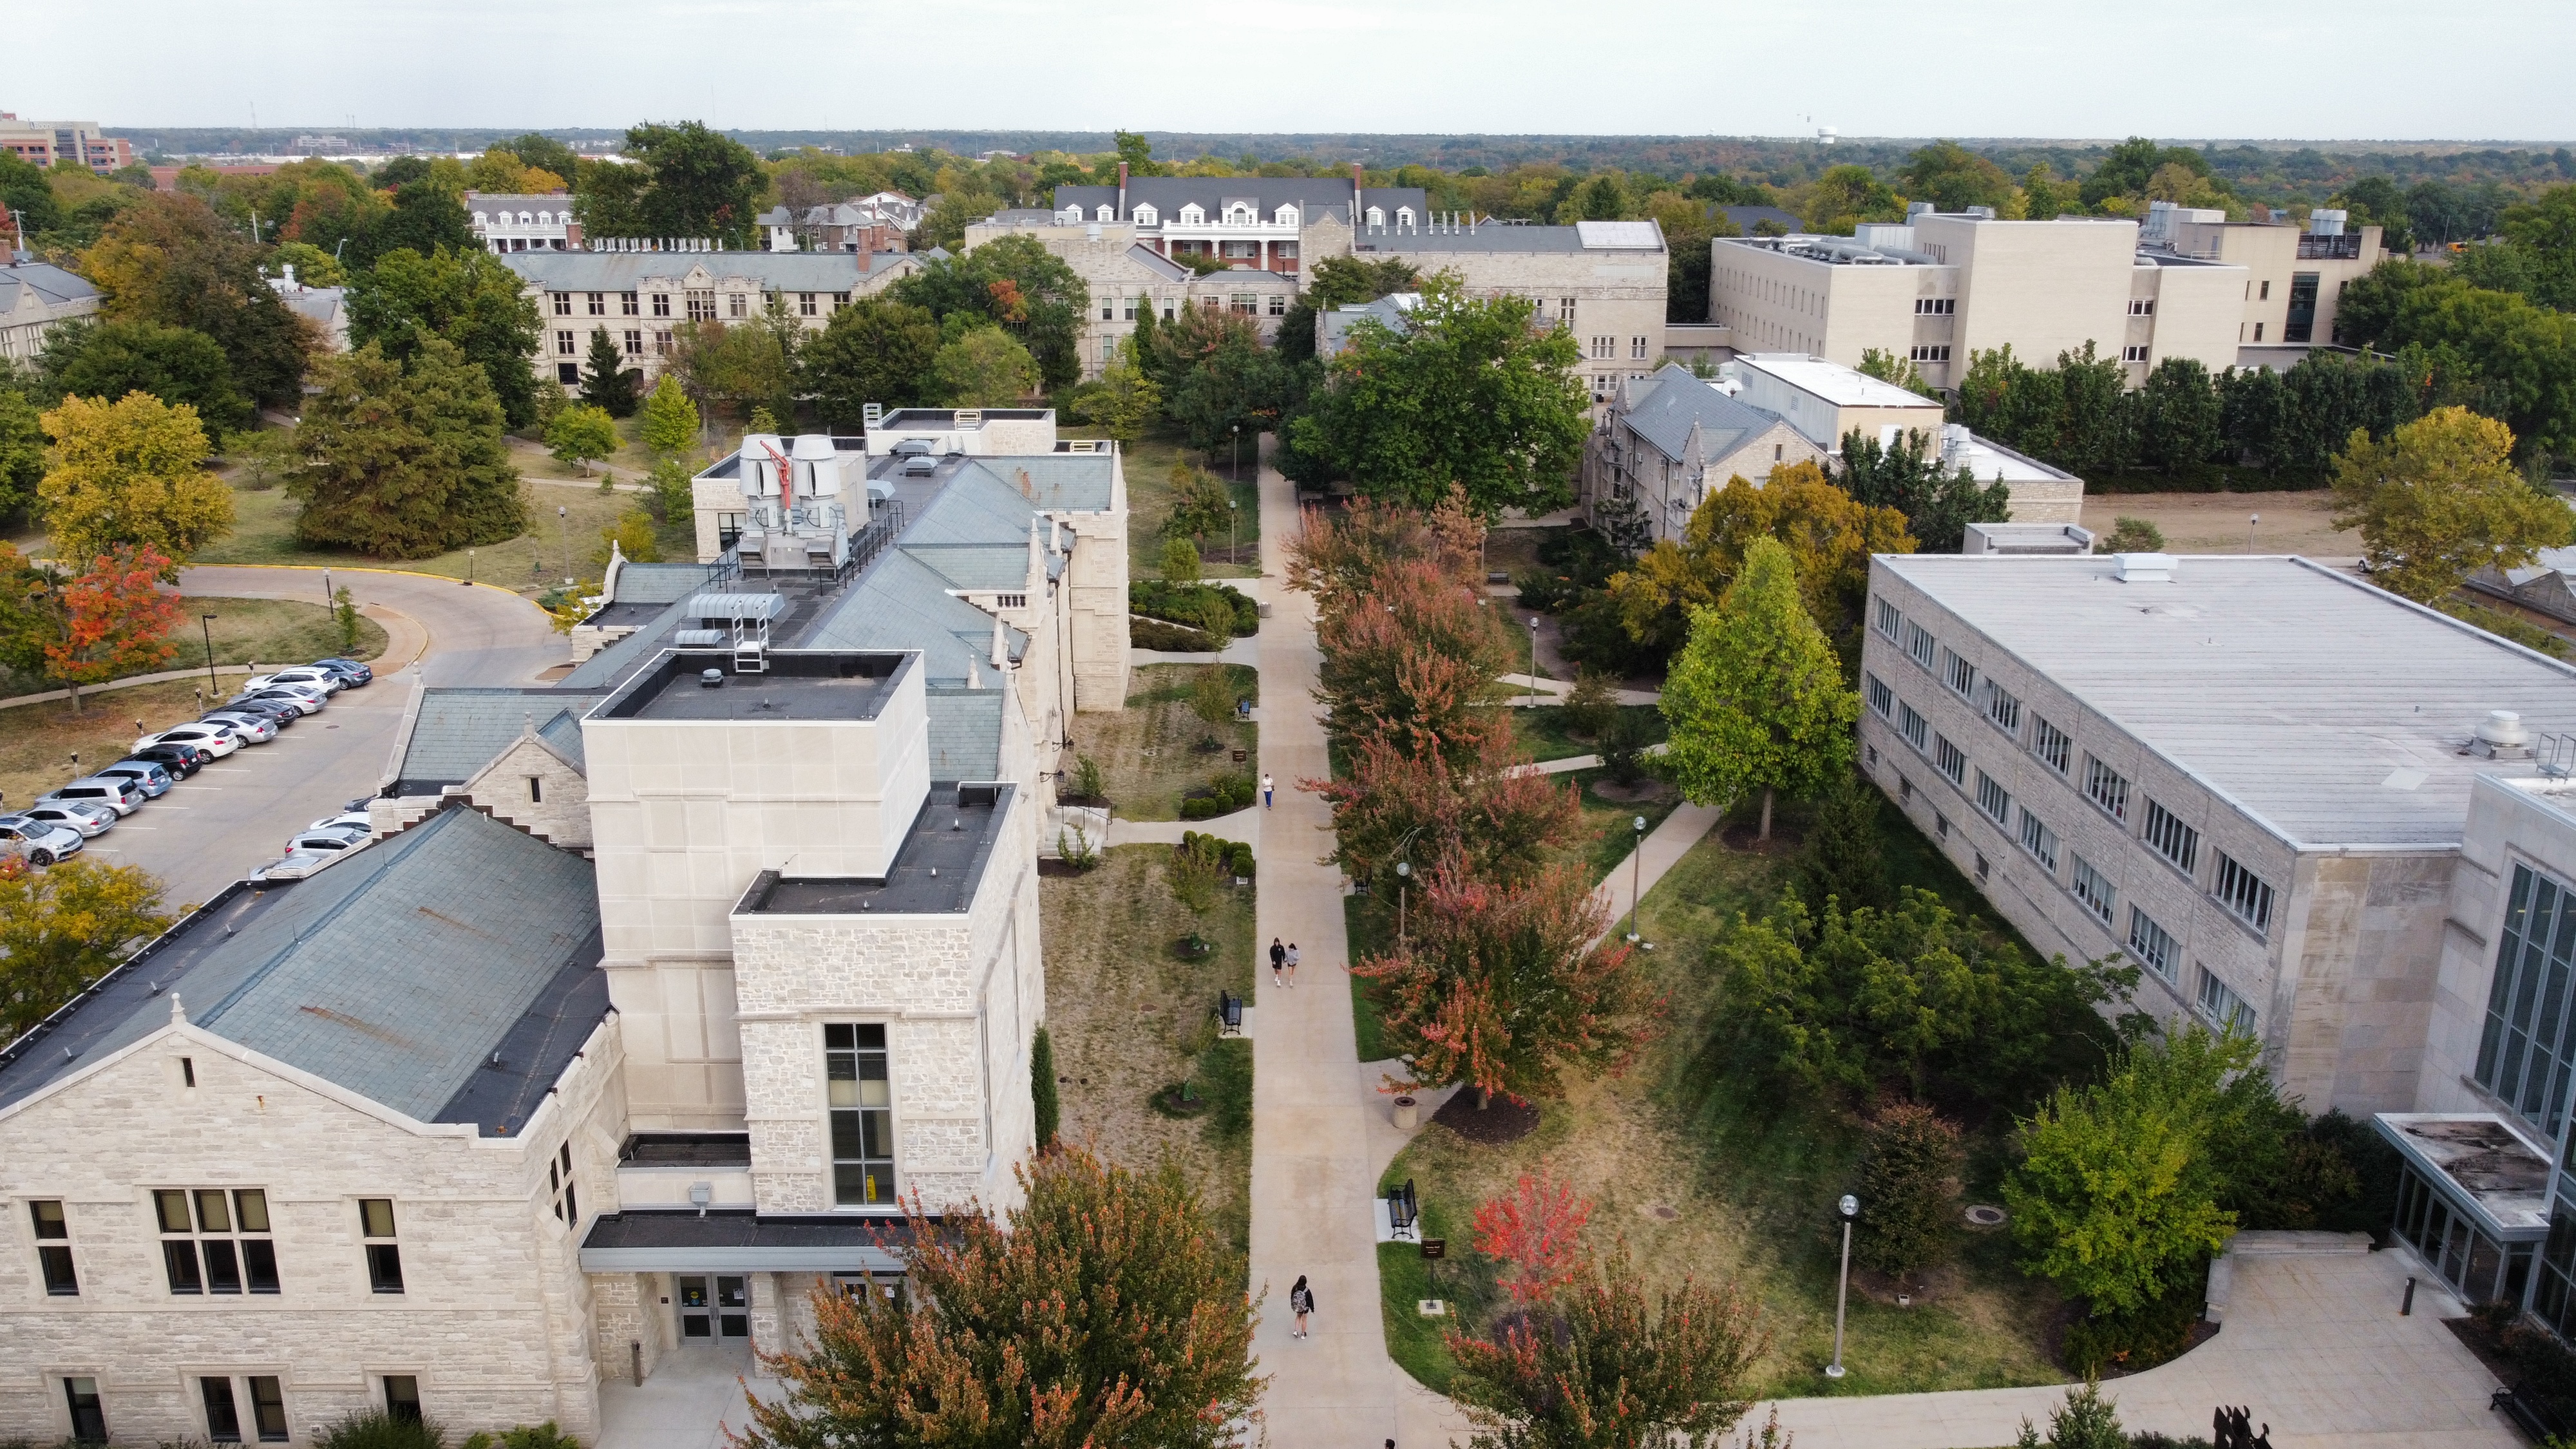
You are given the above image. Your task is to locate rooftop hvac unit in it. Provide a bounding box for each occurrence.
[2310,209,2347,237]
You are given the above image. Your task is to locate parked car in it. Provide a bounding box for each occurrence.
[0,816,85,866]
[21,801,118,837]
[248,666,347,695]
[252,849,342,882]
[128,743,207,777]
[283,825,369,857]
[240,679,330,708]
[93,760,175,797]
[42,776,147,817]
[308,809,374,835]
[226,689,319,718]
[312,658,374,687]
[198,711,279,743]
[136,724,242,758]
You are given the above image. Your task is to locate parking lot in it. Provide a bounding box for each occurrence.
[52,567,567,910]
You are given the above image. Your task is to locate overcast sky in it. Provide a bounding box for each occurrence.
[8,0,2572,144]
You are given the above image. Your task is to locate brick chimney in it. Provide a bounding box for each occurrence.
[1117,160,1128,221]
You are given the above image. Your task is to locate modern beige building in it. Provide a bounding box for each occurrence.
[1729,352,2083,525]
[0,114,133,173]
[2139,202,2386,354]
[500,251,919,388]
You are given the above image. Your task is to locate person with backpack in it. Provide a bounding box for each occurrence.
[1289,1274,1315,1338]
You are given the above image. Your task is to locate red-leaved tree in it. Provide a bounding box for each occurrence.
[1308,727,1581,889]
[1312,556,1516,767]
[1284,488,1486,611]
[43,545,182,714]
[1472,1167,1596,1305]
[1354,853,1661,1106]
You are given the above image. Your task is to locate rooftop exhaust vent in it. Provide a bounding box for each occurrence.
[2113,553,2177,584]
[699,668,724,688]
[2474,710,2532,760]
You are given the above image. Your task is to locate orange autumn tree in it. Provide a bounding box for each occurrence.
[1311,556,1516,768]
[43,544,183,714]
[1310,728,1580,893]
[1472,1167,1596,1305]
[1354,853,1660,1107]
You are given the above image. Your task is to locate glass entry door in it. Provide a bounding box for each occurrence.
[676,1274,752,1341]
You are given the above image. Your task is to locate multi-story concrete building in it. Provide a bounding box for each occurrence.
[468,193,582,254]
[1858,551,2576,1116]
[1356,220,1669,408]
[1710,206,2382,395]
[0,115,133,173]
[0,412,1119,1442]
[500,251,920,388]
[0,257,100,365]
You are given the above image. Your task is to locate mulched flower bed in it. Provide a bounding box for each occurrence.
[1432,1090,1541,1145]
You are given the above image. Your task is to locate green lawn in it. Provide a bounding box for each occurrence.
[1506,703,1669,765]
[1372,795,2069,1401]
[1083,665,1258,821]
[193,477,647,587]
[0,594,386,702]
[1068,428,1260,580]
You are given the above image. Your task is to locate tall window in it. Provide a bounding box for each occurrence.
[623,330,642,356]
[2198,969,2256,1034]
[2128,907,2178,980]
[1631,336,1648,359]
[1934,734,1965,788]
[1559,297,1577,323]
[727,294,748,319]
[686,291,715,322]
[2213,851,2276,934]
[1269,294,1287,316]
[1904,621,1936,670]
[1865,673,1892,719]
[652,293,671,317]
[155,1189,278,1295]
[2143,799,2199,875]
[247,1379,287,1443]
[2070,856,2116,923]
[30,1199,76,1294]
[1984,681,2021,735]
[2084,757,2130,822]
[549,1142,579,1226]
[1942,648,1976,698]
[827,1023,896,1207]
[556,330,575,355]
[585,292,605,316]
[360,1198,404,1294]
[203,1378,243,1443]
[621,292,639,316]
[2476,864,2576,1136]
[799,292,817,316]
[1875,597,1900,639]
[2018,808,2058,872]
[2032,716,2070,774]
[1975,769,2010,823]
[551,292,571,316]
[1899,703,1927,752]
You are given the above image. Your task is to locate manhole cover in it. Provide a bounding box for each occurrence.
[1965,1204,2007,1227]
[1653,1205,1680,1220]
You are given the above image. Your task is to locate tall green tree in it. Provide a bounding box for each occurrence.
[580,327,638,417]
[1072,336,1161,444]
[0,859,171,1043]
[893,234,1090,392]
[1660,537,1857,840]
[928,325,1039,406]
[2135,357,2223,477]
[37,392,235,567]
[1283,277,1588,520]
[2330,405,2575,603]
[0,388,43,523]
[637,374,701,457]
[800,296,941,428]
[347,243,545,428]
[357,175,474,266]
[2005,1027,2258,1318]
[79,192,310,409]
[547,403,620,475]
[287,339,527,558]
[1897,141,2019,213]
[1151,305,1285,451]
[1836,429,2009,554]
[622,122,766,247]
[0,151,65,240]
[35,319,253,438]
[497,133,582,187]
[1857,1103,1965,1280]
[737,1146,1262,1449]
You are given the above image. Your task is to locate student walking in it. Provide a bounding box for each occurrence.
[1270,937,1287,987]
[1283,942,1299,987]
[1289,1274,1315,1338]
[1262,772,1274,809]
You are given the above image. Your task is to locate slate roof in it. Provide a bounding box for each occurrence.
[0,806,605,1135]
[1360,221,1666,255]
[1618,363,1792,463]
[393,687,607,793]
[614,562,723,605]
[951,456,1117,515]
[924,688,1005,780]
[1877,553,2576,848]
[0,260,100,312]
[498,251,909,291]
[799,548,1028,683]
[1050,177,1426,224]
[1321,294,1417,354]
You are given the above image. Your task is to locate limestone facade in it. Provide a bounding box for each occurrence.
[0,1000,627,1443]
[502,251,918,390]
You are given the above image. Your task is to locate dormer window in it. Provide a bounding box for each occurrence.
[536,211,553,225]
[518,211,533,225]
[1365,207,1385,227]
[1179,204,1205,225]
[1057,206,1081,223]
[1274,205,1298,226]
[1396,207,1416,228]
[1133,204,1158,225]
[1227,204,1254,224]
[1097,204,1113,222]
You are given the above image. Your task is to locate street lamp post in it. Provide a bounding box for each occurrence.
[465,548,475,587]
[1229,498,1238,567]
[2248,513,2260,553]
[1826,1193,1859,1379]
[1396,860,1412,952]
[1528,616,1539,709]
[1626,815,1647,943]
[1231,422,1240,482]
[557,506,569,583]
[200,614,218,696]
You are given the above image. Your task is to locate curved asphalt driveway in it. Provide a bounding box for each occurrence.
[92,567,567,909]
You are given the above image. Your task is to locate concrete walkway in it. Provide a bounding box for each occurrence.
[1762,1238,2512,1449]
[1103,806,1260,848]
[1246,445,1408,1447]
[1589,800,1727,949]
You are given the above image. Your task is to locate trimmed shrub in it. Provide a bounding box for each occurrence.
[1182,829,1254,879]
[1131,580,1258,636]
[1032,1026,1060,1150]
[1855,1103,1963,1280]
[1132,618,1221,652]
[1180,773,1256,819]
[317,1410,446,1449]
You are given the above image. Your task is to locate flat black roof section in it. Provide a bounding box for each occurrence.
[596,649,910,722]
[620,1132,753,1168]
[741,782,1011,916]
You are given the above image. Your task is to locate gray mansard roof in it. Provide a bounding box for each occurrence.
[1876,553,2576,848]
[1360,220,1667,255]
[0,259,100,312]
[1049,176,1426,224]
[0,805,605,1135]
[1618,364,1792,464]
